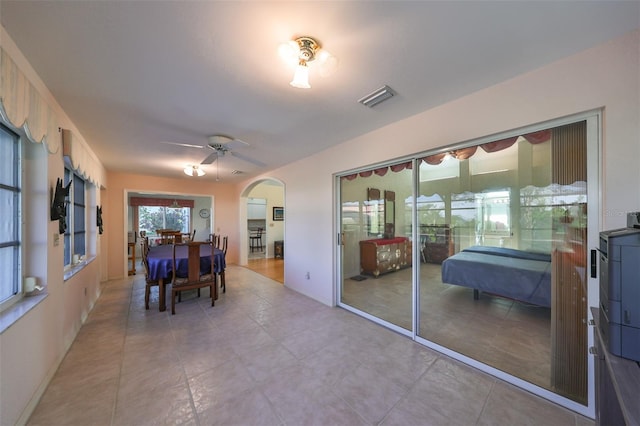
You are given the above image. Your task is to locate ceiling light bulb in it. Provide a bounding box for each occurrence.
[278,40,300,66]
[184,165,205,177]
[318,52,338,77]
[290,61,311,89]
[316,49,331,63]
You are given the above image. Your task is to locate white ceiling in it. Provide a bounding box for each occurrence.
[1,1,638,183]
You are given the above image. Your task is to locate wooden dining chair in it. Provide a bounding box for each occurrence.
[219,236,228,293]
[221,236,228,256]
[170,242,216,314]
[140,236,149,263]
[159,232,171,245]
[142,253,159,310]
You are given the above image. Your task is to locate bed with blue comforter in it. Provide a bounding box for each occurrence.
[441,246,552,308]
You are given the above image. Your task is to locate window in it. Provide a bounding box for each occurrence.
[416,194,446,226]
[475,189,511,243]
[64,167,86,267]
[138,206,191,236]
[520,183,587,252]
[0,124,21,308]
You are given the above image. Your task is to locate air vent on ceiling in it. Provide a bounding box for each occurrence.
[358,85,395,108]
[231,170,244,175]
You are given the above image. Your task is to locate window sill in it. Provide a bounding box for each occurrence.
[63,255,96,281]
[0,292,48,334]
[0,255,97,334]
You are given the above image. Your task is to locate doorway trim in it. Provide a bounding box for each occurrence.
[239,177,285,267]
[122,189,214,278]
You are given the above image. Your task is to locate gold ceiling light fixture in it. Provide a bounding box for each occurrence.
[279,36,337,89]
[184,164,205,177]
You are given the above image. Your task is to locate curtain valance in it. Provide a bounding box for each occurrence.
[422,130,551,165]
[342,161,412,181]
[129,197,195,208]
[62,129,106,188]
[1,47,106,188]
[341,130,551,180]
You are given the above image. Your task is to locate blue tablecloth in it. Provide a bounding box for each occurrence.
[147,244,225,281]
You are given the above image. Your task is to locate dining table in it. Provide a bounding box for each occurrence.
[146,243,226,311]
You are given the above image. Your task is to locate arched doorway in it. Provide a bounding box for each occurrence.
[239,178,285,283]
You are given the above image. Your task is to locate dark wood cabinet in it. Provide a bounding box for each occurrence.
[420,225,454,264]
[274,240,284,259]
[359,237,411,277]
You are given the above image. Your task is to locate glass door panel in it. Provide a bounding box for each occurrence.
[416,121,588,404]
[339,165,413,331]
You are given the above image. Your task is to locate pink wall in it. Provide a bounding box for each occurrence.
[105,171,240,279]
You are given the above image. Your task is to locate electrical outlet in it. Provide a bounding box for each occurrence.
[53,233,60,246]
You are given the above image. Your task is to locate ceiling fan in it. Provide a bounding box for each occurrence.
[161,135,266,167]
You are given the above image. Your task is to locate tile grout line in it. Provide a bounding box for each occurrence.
[108,276,135,426]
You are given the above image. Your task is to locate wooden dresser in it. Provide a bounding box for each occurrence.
[359,237,412,277]
[420,225,454,264]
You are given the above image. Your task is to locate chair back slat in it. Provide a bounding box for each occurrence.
[187,243,201,281]
[170,241,217,314]
[222,236,228,256]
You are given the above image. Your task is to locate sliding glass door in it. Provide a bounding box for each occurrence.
[337,115,597,407]
[339,164,414,332]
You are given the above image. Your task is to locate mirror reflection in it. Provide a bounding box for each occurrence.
[340,120,588,405]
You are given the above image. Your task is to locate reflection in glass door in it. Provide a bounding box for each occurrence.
[339,165,413,332]
[416,120,589,404]
[337,116,596,408]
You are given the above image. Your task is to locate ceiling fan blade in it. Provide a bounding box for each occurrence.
[160,141,205,149]
[201,151,219,165]
[230,151,266,167]
[226,138,250,150]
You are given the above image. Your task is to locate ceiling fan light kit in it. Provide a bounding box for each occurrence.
[184,165,205,177]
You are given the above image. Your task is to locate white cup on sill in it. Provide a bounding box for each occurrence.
[25,277,37,292]
[73,254,80,264]
[24,276,43,293]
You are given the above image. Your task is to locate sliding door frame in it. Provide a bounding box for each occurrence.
[334,109,601,418]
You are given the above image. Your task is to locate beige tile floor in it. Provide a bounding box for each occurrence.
[343,264,555,394]
[28,265,592,426]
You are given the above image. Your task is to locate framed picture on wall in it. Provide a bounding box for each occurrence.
[273,207,284,221]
